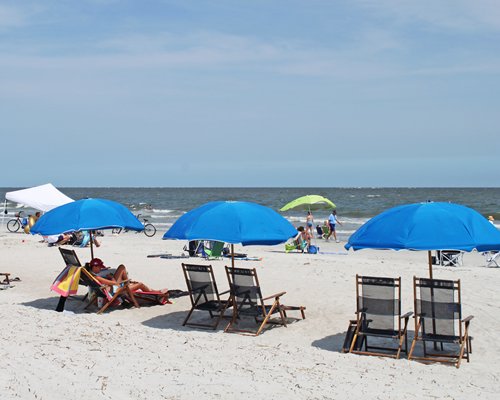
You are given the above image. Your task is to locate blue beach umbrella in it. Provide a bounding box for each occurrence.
[345,201,500,277]
[31,198,143,258]
[163,201,297,266]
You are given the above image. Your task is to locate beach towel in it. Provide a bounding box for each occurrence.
[51,265,82,297]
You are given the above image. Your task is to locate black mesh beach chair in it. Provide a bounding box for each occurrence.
[347,275,412,359]
[181,263,231,329]
[408,277,473,368]
[224,266,306,336]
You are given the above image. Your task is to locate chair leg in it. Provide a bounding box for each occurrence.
[182,306,196,326]
[255,302,279,336]
[408,319,422,361]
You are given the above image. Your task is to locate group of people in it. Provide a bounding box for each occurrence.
[304,209,342,243]
[290,209,342,252]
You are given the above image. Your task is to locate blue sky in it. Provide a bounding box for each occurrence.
[1,0,499,187]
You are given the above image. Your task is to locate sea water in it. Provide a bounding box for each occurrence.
[1,187,499,241]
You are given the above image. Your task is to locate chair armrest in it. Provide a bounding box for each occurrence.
[401,311,413,319]
[262,291,287,301]
[462,315,474,323]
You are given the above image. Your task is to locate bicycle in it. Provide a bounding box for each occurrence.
[112,214,156,237]
[7,211,28,233]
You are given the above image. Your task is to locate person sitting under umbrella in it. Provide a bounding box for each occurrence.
[88,258,165,295]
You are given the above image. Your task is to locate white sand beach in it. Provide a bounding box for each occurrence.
[1,231,498,399]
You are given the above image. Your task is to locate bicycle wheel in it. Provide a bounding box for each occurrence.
[143,223,156,237]
[7,219,20,232]
[112,228,122,234]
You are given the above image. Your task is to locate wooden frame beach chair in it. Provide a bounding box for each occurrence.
[408,277,473,368]
[181,263,231,329]
[1,272,11,285]
[78,268,139,314]
[347,275,412,359]
[224,266,306,336]
[58,247,144,313]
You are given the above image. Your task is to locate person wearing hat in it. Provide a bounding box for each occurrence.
[88,258,162,294]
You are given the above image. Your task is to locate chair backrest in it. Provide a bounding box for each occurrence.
[356,275,401,332]
[59,247,82,267]
[225,266,263,313]
[203,241,225,258]
[413,277,461,338]
[79,268,113,301]
[182,263,221,306]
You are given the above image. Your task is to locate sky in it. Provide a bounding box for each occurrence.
[1,0,499,187]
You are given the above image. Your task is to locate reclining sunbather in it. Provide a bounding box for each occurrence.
[88,258,166,295]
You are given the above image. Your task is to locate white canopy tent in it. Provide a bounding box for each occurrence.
[4,183,74,213]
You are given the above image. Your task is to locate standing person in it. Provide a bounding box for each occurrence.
[306,211,314,237]
[327,209,342,243]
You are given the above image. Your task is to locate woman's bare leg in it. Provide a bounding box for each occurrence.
[114,264,129,283]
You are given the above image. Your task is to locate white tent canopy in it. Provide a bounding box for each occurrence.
[5,183,74,212]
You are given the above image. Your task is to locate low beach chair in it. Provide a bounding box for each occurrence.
[78,268,139,314]
[57,247,141,313]
[224,266,306,336]
[285,238,307,253]
[347,275,412,359]
[1,272,11,285]
[202,241,225,260]
[182,263,231,329]
[408,277,473,368]
[439,250,463,267]
[484,251,500,267]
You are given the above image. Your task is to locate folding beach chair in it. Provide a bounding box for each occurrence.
[202,241,225,260]
[439,250,463,267]
[346,275,412,359]
[181,263,231,329]
[285,238,307,253]
[1,272,11,285]
[78,268,139,314]
[484,251,500,267]
[224,266,306,336]
[183,240,204,257]
[408,277,473,368]
[57,247,142,313]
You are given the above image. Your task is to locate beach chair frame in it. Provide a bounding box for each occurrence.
[224,266,305,336]
[1,272,11,285]
[408,277,473,368]
[348,275,412,359]
[79,268,139,314]
[439,251,463,267]
[484,251,500,268]
[182,263,231,329]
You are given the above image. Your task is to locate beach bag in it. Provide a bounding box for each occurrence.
[308,245,318,254]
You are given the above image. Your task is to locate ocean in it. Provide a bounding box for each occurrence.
[1,187,499,241]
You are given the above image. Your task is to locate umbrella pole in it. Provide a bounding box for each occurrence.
[427,250,433,279]
[90,231,94,260]
[231,244,235,268]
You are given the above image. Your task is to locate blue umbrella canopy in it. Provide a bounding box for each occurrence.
[163,201,297,246]
[345,202,500,278]
[31,198,144,236]
[345,202,500,252]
